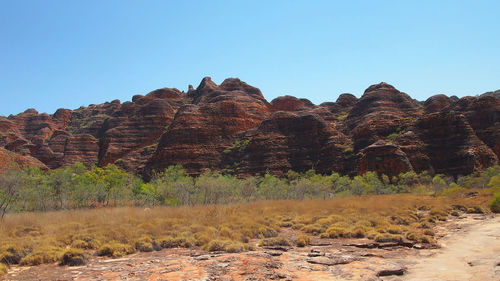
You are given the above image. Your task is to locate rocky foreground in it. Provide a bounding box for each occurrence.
[2,78,500,178]
[3,213,499,281]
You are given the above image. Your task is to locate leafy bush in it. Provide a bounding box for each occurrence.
[1,163,499,215]
[491,193,500,213]
[441,185,467,198]
[386,132,400,141]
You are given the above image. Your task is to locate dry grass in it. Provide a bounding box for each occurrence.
[60,248,87,266]
[0,263,7,276]
[0,190,493,268]
[296,234,311,247]
[258,236,291,247]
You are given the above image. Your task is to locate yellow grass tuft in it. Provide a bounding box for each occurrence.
[0,263,8,276]
[60,248,87,266]
[259,237,291,247]
[97,242,135,258]
[19,245,65,266]
[296,234,311,247]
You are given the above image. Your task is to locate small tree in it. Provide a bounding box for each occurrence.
[432,175,447,195]
[0,169,22,219]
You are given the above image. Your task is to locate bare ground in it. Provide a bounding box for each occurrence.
[2,214,499,281]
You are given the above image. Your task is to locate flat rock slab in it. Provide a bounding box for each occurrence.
[376,266,406,276]
[307,255,358,266]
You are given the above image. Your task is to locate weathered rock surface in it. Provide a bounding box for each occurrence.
[0,147,47,171]
[270,95,315,112]
[1,78,498,178]
[223,111,353,176]
[99,93,178,167]
[481,89,500,99]
[346,82,422,152]
[452,96,500,160]
[415,110,497,175]
[424,94,451,113]
[144,78,271,176]
[357,140,413,177]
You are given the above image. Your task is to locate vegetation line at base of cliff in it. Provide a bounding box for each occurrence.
[1,163,499,215]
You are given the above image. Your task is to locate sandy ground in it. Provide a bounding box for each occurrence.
[402,214,500,281]
[2,214,499,281]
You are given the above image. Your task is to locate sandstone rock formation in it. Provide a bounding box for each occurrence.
[0,147,47,171]
[144,78,271,176]
[1,78,498,178]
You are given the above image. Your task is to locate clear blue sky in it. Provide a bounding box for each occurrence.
[1,0,499,116]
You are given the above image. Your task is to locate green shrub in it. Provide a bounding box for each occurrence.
[491,193,500,213]
[60,248,87,266]
[441,185,466,198]
[386,132,400,141]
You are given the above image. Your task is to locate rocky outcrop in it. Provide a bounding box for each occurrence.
[392,130,432,173]
[1,78,498,178]
[0,147,47,171]
[270,96,315,112]
[319,93,358,115]
[144,78,271,176]
[415,111,497,176]
[481,89,500,99]
[224,111,351,176]
[346,82,422,151]
[98,94,178,166]
[424,94,451,113]
[66,100,121,137]
[357,140,413,177]
[452,96,500,159]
